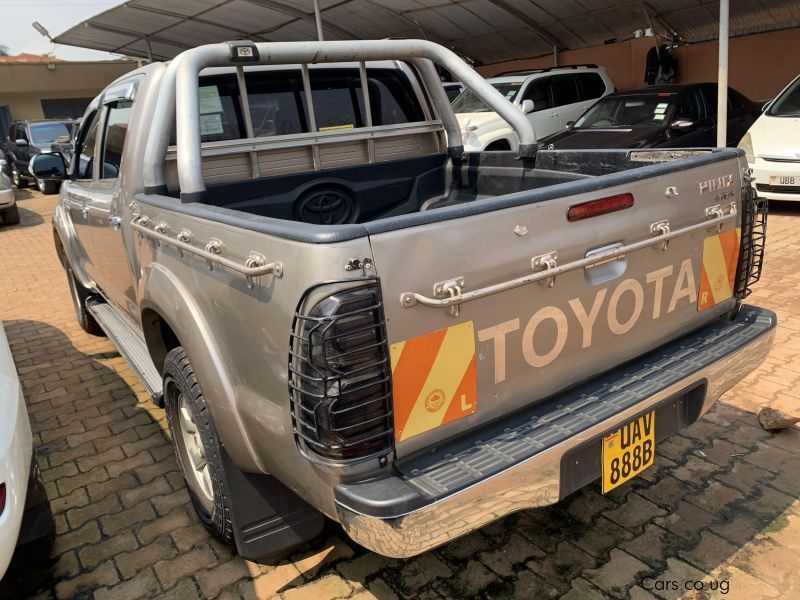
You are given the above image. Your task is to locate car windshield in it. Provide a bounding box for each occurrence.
[574,95,674,128]
[30,123,71,145]
[767,76,800,117]
[452,82,523,113]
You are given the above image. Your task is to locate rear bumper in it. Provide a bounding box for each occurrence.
[334,305,776,558]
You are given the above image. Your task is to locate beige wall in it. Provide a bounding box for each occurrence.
[479,27,800,101]
[0,60,137,121]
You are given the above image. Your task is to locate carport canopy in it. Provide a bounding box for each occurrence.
[53,0,798,65]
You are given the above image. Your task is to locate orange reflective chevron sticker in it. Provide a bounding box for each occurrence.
[698,228,741,311]
[390,321,478,442]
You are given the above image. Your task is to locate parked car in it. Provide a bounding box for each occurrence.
[0,323,53,578]
[3,119,74,194]
[34,40,771,561]
[541,83,760,149]
[452,64,614,151]
[0,151,18,226]
[739,73,800,201]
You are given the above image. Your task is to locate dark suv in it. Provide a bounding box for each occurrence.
[3,119,74,194]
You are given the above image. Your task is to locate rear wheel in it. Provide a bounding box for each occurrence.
[65,266,104,336]
[1,205,20,225]
[164,347,234,545]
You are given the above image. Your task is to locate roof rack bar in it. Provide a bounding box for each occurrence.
[495,63,599,77]
[144,39,537,199]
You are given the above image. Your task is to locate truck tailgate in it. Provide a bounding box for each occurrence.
[367,155,747,458]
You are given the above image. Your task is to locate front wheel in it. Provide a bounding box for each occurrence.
[164,347,234,545]
[11,167,28,189]
[1,205,20,225]
[65,266,104,336]
[36,178,59,195]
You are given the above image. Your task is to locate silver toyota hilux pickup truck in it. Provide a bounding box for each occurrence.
[31,40,772,560]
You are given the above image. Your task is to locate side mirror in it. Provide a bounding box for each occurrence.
[15,138,29,147]
[762,100,772,113]
[30,152,67,180]
[565,120,575,129]
[520,99,534,114]
[670,119,695,131]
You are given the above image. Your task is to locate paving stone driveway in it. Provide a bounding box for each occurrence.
[1,190,799,600]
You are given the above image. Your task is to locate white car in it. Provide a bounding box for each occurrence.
[0,323,52,579]
[739,74,800,201]
[452,65,614,151]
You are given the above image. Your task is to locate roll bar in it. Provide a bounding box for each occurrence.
[143,39,538,200]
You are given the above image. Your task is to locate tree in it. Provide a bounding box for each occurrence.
[0,45,9,56]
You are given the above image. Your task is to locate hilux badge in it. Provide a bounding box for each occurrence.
[699,173,733,194]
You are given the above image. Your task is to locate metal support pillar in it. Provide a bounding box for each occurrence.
[716,0,729,147]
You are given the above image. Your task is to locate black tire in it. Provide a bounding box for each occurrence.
[36,178,59,195]
[11,166,29,189]
[65,266,105,336]
[1,204,20,225]
[163,347,234,545]
[485,140,512,151]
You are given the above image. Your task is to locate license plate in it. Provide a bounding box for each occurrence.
[769,175,796,186]
[602,412,655,493]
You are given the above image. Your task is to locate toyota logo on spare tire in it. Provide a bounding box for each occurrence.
[295,188,355,225]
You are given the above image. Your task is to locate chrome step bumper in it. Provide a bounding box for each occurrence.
[334,305,776,558]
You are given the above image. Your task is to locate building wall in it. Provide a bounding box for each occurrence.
[0,60,137,121]
[479,27,800,101]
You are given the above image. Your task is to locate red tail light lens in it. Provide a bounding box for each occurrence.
[567,193,634,222]
[0,483,5,516]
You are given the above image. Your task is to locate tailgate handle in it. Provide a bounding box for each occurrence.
[399,205,737,314]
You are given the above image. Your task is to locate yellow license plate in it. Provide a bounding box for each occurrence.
[602,412,655,493]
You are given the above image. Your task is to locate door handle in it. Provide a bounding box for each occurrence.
[80,203,89,217]
[108,215,122,231]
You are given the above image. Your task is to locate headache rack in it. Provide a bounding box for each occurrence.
[734,191,768,299]
[288,281,394,465]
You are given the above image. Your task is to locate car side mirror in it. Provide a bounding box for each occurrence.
[30,152,68,180]
[670,119,695,131]
[15,138,29,147]
[762,100,772,113]
[520,99,534,114]
[565,120,575,129]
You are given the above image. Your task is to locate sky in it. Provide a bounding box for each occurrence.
[0,0,126,60]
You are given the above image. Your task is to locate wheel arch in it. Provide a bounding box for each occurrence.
[140,263,266,474]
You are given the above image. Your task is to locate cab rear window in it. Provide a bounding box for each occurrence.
[174,67,426,144]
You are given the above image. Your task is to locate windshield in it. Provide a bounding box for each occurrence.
[767,76,800,117]
[574,96,674,128]
[30,122,71,145]
[452,82,522,113]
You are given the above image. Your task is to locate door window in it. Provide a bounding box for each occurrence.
[577,73,607,101]
[100,101,133,180]
[552,75,581,107]
[521,79,553,111]
[75,111,101,180]
[675,90,705,122]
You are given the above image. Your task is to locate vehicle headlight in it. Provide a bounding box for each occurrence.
[738,132,755,164]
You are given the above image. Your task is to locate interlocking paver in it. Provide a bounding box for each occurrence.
[1,192,799,599]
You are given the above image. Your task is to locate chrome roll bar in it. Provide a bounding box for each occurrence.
[143,40,538,198]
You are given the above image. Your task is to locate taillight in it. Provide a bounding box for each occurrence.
[289,283,393,462]
[567,193,634,221]
[0,483,5,516]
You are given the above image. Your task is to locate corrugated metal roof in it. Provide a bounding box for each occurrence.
[52,0,800,65]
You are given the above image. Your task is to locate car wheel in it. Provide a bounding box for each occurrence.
[11,167,28,189]
[1,205,20,225]
[36,178,58,195]
[164,347,234,545]
[65,266,105,336]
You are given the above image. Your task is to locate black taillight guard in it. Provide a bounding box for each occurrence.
[734,189,767,300]
[289,279,394,464]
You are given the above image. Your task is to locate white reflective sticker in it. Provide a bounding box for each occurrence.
[200,113,224,135]
[199,86,223,114]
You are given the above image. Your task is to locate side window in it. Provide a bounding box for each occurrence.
[728,89,746,110]
[521,79,553,111]
[18,125,29,142]
[100,101,133,180]
[702,86,718,120]
[675,90,704,121]
[552,75,581,107]
[577,73,607,101]
[75,110,101,180]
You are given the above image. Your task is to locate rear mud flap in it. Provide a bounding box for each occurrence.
[221,448,326,560]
